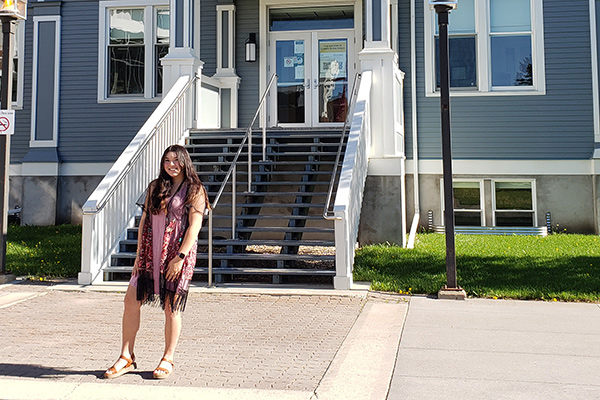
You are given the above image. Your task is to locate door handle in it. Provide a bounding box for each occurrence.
[314,78,318,89]
[305,79,310,89]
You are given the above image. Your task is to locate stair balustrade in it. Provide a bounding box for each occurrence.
[324,72,362,221]
[330,71,373,290]
[79,75,202,285]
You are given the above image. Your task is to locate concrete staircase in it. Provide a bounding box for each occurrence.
[106,129,346,285]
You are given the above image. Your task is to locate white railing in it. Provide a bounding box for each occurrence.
[78,75,201,285]
[331,71,372,290]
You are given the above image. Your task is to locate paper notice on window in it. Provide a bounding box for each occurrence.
[294,40,304,54]
[295,65,304,80]
[284,56,294,68]
[319,40,347,79]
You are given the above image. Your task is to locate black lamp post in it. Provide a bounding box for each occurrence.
[0,0,26,283]
[429,0,465,298]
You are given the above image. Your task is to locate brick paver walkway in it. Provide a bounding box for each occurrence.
[0,283,365,391]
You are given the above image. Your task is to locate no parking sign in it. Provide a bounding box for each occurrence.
[0,110,14,135]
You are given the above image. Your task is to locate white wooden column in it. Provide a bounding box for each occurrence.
[213,4,241,128]
[162,0,203,94]
[360,0,401,158]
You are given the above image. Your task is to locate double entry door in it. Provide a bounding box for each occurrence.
[269,30,354,127]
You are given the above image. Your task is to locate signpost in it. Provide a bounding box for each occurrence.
[0,0,26,283]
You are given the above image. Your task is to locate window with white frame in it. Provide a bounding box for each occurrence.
[98,1,169,101]
[453,181,484,226]
[425,0,545,95]
[493,181,536,227]
[0,20,25,109]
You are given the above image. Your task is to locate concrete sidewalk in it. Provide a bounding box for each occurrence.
[0,280,407,400]
[388,296,600,399]
[2,280,600,399]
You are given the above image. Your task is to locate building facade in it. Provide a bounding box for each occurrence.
[6,0,600,242]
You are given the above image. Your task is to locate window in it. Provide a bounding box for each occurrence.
[453,181,484,226]
[493,181,536,227]
[98,1,169,101]
[425,0,545,96]
[0,20,24,109]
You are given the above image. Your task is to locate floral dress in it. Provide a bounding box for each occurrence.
[130,183,198,312]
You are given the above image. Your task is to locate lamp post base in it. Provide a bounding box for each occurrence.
[0,273,15,284]
[438,285,467,300]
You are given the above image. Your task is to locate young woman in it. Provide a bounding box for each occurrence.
[104,144,209,380]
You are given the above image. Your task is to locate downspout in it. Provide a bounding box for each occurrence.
[407,0,420,248]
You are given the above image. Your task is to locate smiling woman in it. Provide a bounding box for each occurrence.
[104,144,211,381]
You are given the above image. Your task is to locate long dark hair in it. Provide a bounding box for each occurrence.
[148,144,210,215]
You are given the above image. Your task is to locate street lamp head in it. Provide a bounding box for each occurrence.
[0,0,26,20]
[429,0,458,11]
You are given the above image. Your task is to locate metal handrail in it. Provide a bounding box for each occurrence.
[323,73,362,221]
[206,73,278,286]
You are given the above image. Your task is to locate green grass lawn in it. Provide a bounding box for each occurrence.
[354,233,600,302]
[6,224,81,279]
[5,225,600,302]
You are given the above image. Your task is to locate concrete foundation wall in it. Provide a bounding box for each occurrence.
[57,176,103,225]
[10,175,102,226]
[358,176,405,245]
[22,176,58,226]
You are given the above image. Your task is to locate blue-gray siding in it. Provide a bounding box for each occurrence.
[235,0,260,127]
[200,0,217,76]
[13,0,160,164]
[401,0,595,161]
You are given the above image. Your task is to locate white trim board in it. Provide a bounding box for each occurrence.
[30,15,61,148]
[10,163,113,177]
[369,159,596,176]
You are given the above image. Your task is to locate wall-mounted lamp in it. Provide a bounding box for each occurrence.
[245,33,257,62]
[0,0,27,19]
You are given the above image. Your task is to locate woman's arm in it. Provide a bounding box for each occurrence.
[165,187,207,281]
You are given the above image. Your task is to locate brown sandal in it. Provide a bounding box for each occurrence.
[104,354,137,379]
[152,357,174,380]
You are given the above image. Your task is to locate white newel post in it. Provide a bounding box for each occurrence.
[78,212,96,285]
[334,210,352,290]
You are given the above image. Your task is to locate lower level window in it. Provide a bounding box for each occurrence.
[453,181,483,226]
[494,181,535,226]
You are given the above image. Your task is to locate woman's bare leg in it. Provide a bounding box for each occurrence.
[106,285,141,373]
[154,303,181,376]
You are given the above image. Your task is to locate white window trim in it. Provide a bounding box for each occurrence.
[216,4,235,73]
[258,0,363,115]
[97,0,169,103]
[423,0,546,97]
[491,179,537,227]
[440,178,485,226]
[30,16,60,148]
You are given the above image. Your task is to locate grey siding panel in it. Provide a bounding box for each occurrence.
[58,0,158,163]
[398,0,414,159]
[235,0,259,127]
[13,0,159,164]
[200,0,217,76]
[409,0,595,160]
[11,19,34,163]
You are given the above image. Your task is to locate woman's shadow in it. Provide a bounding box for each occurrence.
[0,363,155,380]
